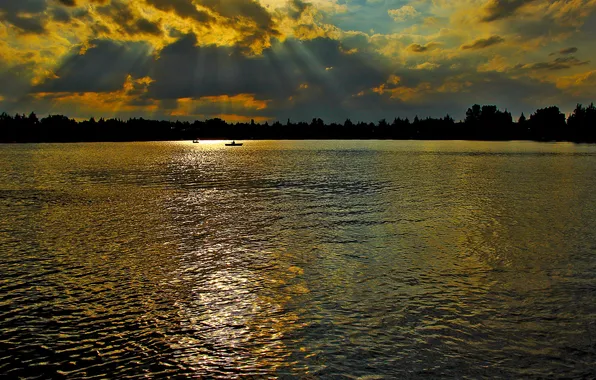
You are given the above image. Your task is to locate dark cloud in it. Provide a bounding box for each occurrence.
[516,56,590,71]
[96,1,163,36]
[200,0,275,28]
[134,18,161,35]
[550,47,578,56]
[0,62,37,98]
[408,43,440,53]
[0,0,48,14]
[280,69,568,123]
[146,34,385,105]
[147,34,258,100]
[91,22,111,35]
[482,0,537,22]
[144,0,213,23]
[141,35,502,122]
[51,7,72,23]
[288,0,308,20]
[9,6,586,124]
[146,33,293,100]
[56,0,75,6]
[511,16,576,41]
[4,14,47,34]
[27,33,386,121]
[34,39,153,93]
[484,1,584,44]
[0,0,48,34]
[54,0,122,6]
[23,30,568,122]
[280,37,387,97]
[97,1,134,24]
[461,35,505,50]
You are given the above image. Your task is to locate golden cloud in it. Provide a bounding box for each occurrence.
[32,75,158,115]
[372,74,472,102]
[556,69,596,96]
[170,94,270,117]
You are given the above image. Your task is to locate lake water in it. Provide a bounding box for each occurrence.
[1,140,596,378]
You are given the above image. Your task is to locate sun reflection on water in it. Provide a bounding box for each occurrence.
[2,141,596,378]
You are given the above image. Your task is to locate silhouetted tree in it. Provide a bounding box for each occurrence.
[465,104,482,124]
[528,106,567,141]
[27,112,39,125]
[518,113,526,124]
[568,103,596,142]
[1,102,596,143]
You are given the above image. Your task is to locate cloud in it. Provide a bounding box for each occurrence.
[144,0,213,23]
[198,0,280,51]
[50,7,72,23]
[139,0,283,53]
[287,0,309,20]
[461,35,505,50]
[96,1,163,37]
[0,0,49,34]
[0,62,37,99]
[146,34,386,103]
[408,42,441,53]
[168,94,271,120]
[56,0,76,6]
[388,6,419,22]
[33,75,157,114]
[4,14,48,34]
[481,0,537,22]
[55,0,109,5]
[517,56,590,71]
[556,69,596,97]
[34,39,153,93]
[414,62,440,70]
[554,47,579,55]
[3,0,596,122]
[0,0,48,14]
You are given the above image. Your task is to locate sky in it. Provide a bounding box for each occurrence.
[1,0,596,123]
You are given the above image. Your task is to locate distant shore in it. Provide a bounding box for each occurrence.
[1,103,595,143]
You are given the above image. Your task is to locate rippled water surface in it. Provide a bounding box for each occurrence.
[1,140,596,378]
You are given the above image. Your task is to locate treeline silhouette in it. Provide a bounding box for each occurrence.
[1,103,596,143]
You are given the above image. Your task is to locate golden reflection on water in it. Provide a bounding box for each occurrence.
[160,154,314,374]
[167,247,312,374]
[446,144,583,294]
[2,141,596,378]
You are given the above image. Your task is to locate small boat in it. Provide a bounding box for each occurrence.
[192,139,200,143]
[225,141,243,146]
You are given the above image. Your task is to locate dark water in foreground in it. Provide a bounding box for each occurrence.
[1,140,596,379]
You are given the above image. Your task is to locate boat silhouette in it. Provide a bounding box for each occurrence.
[225,141,243,146]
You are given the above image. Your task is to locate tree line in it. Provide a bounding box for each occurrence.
[1,103,595,143]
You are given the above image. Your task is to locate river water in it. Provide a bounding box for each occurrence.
[1,140,596,378]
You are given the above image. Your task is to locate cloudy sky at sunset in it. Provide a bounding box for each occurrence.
[1,0,596,122]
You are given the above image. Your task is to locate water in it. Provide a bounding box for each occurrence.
[1,140,596,378]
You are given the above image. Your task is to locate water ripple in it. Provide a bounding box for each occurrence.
[1,141,596,378]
